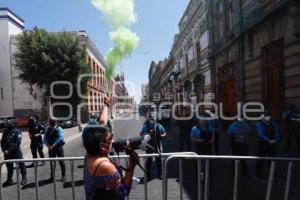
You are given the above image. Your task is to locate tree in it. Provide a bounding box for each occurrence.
[15,27,91,116]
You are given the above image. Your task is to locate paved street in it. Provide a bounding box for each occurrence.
[0,113,191,200]
[1,113,300,200]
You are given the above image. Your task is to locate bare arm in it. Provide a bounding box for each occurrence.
[96,157,137,189]
[99,96,110,124]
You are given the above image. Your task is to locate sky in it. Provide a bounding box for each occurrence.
[0,0,189,103]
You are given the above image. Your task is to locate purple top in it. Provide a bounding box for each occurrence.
[84,159,121,200]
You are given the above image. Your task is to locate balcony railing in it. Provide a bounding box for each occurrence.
[242,0,288,31]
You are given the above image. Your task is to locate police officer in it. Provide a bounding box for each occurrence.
[82,113,98,144]
[176,106,194,152]
[256,112,280,178]
[205,110,222,155]
[191,118,214,155]
[283,104,300,153]
[43,119,66,182]
[140,116,166,180]
[1,118,27,187]
[28,116,45,166]
[228,117,251,178]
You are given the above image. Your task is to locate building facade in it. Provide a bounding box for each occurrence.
[114,73,134,115]
[171,0,212,107]
[0,8,44,117]
[208,0,300,119]
[0,8,115,120]
[141,83,149,103]
[76,31,113,118]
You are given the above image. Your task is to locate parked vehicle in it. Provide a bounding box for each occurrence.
[60,118,78,129]
[1,116,17,128]
[0,116,10,128]
[16,116,30,127]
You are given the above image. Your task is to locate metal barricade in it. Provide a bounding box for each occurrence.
[0,152,196,200]
[162,155,300,200]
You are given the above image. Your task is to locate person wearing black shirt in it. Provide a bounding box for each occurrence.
[28,117,45,166]
[1,118,27,187]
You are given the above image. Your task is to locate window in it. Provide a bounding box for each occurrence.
[94,92,97,111]
[1,88,3,100]
[196,42,201,65]
[226,1,233,32]
[215,1,224,39]
[98,94,100,110]
[90,91,93,111]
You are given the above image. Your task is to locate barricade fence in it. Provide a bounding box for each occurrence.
[162,155,300,200]
[0,152,197,200]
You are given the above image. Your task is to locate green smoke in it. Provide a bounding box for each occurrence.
[91,0,137,29]
[105,27,139,79]
[91,0,140,80]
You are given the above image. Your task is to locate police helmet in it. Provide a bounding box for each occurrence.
[49,119,56,127]
[28,116,35,126]
[7,117,17,127]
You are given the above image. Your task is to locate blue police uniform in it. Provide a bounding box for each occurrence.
[44,125,66,181]
[228,120,251,177]
[191,121,214,155]
[29,121,45,160]
[255,119,280,178]
[283,110,300,153]
[210,118,222,155]
[1,127,27,185]
[176,117,194,152]
[140,121,166,180]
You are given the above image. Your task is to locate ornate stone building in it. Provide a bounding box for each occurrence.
[171,0,212,106]
[208,0,300,119]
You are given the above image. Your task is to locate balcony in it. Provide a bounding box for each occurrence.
[242,0,288,32]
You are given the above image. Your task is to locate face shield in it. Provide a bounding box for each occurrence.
[89,113,98,124]
[148,118,156,130]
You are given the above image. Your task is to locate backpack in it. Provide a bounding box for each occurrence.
[233,122,249,143]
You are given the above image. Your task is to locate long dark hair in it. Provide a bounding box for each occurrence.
[84,127,110,156]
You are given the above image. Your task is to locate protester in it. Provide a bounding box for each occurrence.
[84,96,139,200]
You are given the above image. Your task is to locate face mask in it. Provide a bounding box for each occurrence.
[264,116,271,121]
[101,142,112,151]
[148,119,156,129]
